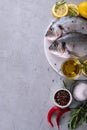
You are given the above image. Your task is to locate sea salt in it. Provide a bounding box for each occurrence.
[73,83,87,101]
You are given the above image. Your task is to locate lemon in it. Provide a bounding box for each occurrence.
[78,1,87,18]
[68,4,79,16]
[52,3,68,18]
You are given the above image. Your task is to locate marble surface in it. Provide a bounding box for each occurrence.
[0,0,87,130]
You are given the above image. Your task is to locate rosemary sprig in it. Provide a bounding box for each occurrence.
[68,103,87,130]
[55,0,66,10]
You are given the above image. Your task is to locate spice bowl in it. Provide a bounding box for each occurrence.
[54,89,72,108]
[70,80,87,103]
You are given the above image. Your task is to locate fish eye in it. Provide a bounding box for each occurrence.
[58,25,64,30]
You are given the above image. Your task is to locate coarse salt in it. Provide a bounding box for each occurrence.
[73,83,87,101]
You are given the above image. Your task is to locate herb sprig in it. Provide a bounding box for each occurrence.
[68,103,87,130]
[55,0,66,10]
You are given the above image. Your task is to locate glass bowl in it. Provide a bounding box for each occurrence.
[61,58,81,79]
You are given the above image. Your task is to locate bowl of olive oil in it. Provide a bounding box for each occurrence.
[61,58,81,79]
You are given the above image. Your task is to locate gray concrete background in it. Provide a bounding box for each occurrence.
[0,0,87,130]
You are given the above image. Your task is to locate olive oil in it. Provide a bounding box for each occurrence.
[61,59,80,79]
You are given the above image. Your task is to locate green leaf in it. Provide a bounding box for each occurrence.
[70,109,78,116]
[79,117,85,126]
[73,117,78,129]
[68,116,77,130]
[68,103,87,129]
[85,112,87,123]
[63,80,67,88]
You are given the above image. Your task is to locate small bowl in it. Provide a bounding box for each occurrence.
[61,58,81,79]
[54,89,72,108]
[70,80,87,103]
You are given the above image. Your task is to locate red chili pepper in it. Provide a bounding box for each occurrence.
[56,107,70,130]
[47,106,61,127]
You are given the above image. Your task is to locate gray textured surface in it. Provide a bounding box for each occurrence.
[0,0,87,130]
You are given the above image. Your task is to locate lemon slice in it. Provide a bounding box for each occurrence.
[68,4,79,16]
[52,3,68,18]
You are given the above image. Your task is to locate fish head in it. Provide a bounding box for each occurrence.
[45,22,63,41]
[49,41,70,58]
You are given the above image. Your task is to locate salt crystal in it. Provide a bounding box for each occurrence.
[73,83,87,101]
